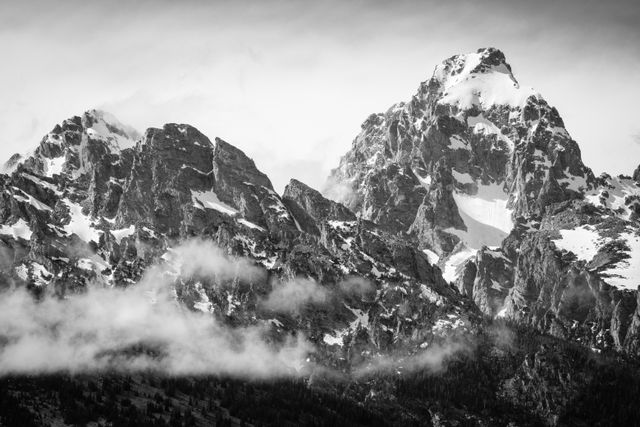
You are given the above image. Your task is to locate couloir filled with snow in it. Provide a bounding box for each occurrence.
[442,182,513,282]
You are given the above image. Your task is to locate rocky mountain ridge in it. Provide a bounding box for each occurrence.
[2,48,640,425]
[0,108,477,378]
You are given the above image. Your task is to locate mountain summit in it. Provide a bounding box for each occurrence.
[432,47,533,109]
[328,47,595,276]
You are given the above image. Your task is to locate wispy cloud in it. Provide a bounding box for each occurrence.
[339,276,374,296]
[261,278,329,313]
[0,238,477,379]
[353,340,472,378]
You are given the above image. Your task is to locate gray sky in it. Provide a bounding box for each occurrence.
[1,0,639,192]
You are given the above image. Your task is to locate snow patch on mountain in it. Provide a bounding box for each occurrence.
[422,249,440,264]
[456,184,513,234]
[552,225,602,262]
[441,184,513,282]
[0,219,32,241]
[553,225,640,290]
[63,200,102,243]
[31,262,52,287]
[323,304,371,347]
[448,135,468,150]
[558,170,589,192]
[111,225,135,244]
[442,248,476,283]
[452,170,475,185]
[413,170,433,188]
[238,218,266,232]
[585,176,640,220]
[44,156,66,177]
[448,183,513,250]
[467,114,514,150]
[191,190,238,216]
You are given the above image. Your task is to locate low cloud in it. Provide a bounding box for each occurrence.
[339,276,374,296]
[261,278,329,314]
[488,322,516,349]
[0,240,310,378]
[163,238,265,282]
[353,341,471,378]
[0,238,473,379]
[322,176,357,207]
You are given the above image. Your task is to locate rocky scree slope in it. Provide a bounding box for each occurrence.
[328,47,640,355]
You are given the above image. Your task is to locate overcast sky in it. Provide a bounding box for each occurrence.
[1,0,639,192]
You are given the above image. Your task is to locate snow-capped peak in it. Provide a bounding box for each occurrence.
[433,48,512,82]
[1,109,141,178]
[432,47,538,110]
[82,109,140,151]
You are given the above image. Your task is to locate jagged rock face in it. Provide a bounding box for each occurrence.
[209,137,300,236]
[282,179,355,235]
[325,47,640,357]
[110,125,301,237]
[0,110,479,375]
[457,247,514,316]
[463,197,640,353]
[328,48,594,263]
[116,124,214,234]
[9,109,139,179]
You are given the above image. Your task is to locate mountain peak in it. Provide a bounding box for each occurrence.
[1,109,141,177]
[430,47,535,110]
[329,46,595,284]
[80,109,141,151]
[434,47,511,80]
[473,47,511,71]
